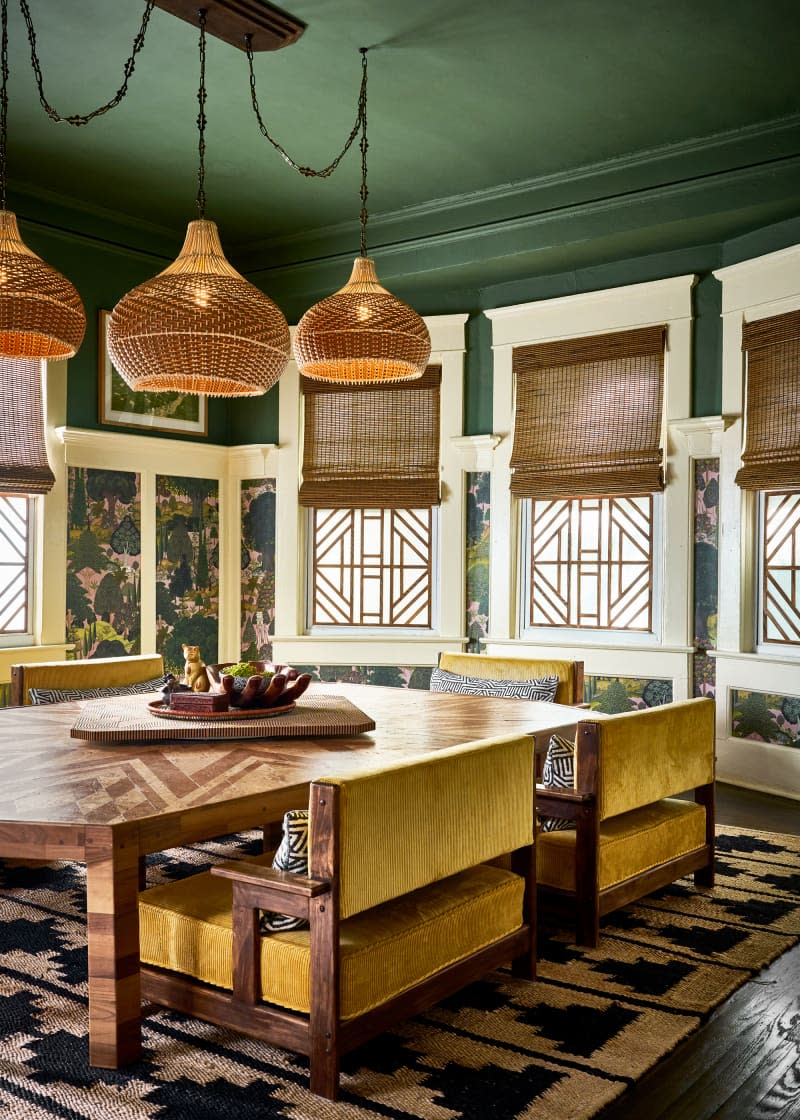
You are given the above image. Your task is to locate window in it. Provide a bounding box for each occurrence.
[759,490,800,645]
[737,308,800,649]
[300,365,441,633]
[0,494,32,638]
[0,358,55,647]
[510,325,666,637]
[309,507,434,628]
[524,495,655,631]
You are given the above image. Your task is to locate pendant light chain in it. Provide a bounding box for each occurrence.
[196,8,207,220]
[18,0,156,126]
[358,47,368,257]
[0,0,8,210]
[246,36,367,180]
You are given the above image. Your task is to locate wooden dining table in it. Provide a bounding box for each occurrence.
[0,681,588,1069]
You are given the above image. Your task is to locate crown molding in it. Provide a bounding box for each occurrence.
[236,113,800,273]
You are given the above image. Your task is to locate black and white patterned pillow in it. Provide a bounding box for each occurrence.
[28,675,170,705]
[539,732,576,833]
[261,809,310,934]
[430,668,559,702]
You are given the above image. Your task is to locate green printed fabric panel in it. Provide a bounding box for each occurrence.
[66,467,142,658]
[732,690,800,749]
[155,474,219,674]
[241,479,276,662]
[694,458,719,698]
[585,676,673,712]
[466,471,490,652]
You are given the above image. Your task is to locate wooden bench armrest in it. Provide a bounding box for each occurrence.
[211,860,329,897]
[535,786,595,804]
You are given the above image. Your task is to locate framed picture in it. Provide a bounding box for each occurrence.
[97,310,208,436]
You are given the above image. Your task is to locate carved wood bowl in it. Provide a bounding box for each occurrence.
[205,662,303,709]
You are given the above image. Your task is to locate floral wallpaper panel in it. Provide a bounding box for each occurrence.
[731,690,800,749]
[465,471,490,652]
[155,474,219,675]
[240,479,276,662]
[694,458,719,698]
[66,467,142,658]
[585,676,673,712]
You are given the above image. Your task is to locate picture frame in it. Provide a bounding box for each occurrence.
[97,310,208,436]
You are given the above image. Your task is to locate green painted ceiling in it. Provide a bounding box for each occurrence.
[5,0,800,301]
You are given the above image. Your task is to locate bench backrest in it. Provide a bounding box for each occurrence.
[438,652,583,705]
[576,697,715,821]
[10,653,165,705]
[311,732,535,919]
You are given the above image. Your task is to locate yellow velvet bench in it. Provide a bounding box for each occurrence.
[438,651,585,706]
[138,732,537,1099]
[536,696,716,947]
[9,653,165,706]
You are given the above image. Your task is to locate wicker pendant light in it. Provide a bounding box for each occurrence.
[294,50,430,384]
[107,218,289,396]
[0,210,86,359]
[107,9,289,397]
[0,0,85,360]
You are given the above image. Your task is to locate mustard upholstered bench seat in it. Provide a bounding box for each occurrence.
[138,732,537,1099]
[140,856,524,1021]
[536,697,716,947]
[537,797,707,894]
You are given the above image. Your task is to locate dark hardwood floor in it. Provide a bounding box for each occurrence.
[600,782,800,1120]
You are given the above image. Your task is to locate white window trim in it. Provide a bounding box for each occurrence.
[272,316,469,668]
[713,243,800,797]
[484,275,697,697]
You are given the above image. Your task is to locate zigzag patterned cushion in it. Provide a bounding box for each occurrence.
[539,732,576,833]
[28,675,170,705]
[261,809,310,934]
[430,668,559,702]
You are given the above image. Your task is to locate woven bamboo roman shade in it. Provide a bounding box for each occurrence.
[510,325,667,498]
[0,359,54,494]
[736,309,800,491]
[299,364,441,508]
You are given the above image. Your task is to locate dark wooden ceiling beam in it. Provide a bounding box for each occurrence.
[151,0,306,52]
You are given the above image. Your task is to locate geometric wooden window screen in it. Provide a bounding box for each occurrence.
[530,495,653,630]
[311,507,432,627]
[0,494,30,634]
[762,490,800,644]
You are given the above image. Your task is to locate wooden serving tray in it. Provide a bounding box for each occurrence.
[147,699,295,721]
[70,693,376,743]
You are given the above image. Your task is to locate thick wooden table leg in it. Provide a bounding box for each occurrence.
[85,824,142,1068]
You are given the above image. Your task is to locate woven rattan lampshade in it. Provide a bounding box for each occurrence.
[107,219,290,397]
[0,210,86,359]
[293,256,431,384]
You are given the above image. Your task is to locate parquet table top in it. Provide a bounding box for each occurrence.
[0,682,584,828]
[0,680,588,1070]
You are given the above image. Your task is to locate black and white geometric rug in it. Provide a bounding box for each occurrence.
[1,826,798,1120]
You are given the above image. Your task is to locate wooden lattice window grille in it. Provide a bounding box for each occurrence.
[0,494,31,635]
[310,507,433,628]
[529,495,654,631]
[762,490,800,644]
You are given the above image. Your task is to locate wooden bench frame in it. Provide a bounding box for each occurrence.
[141,777,537,1100]
[536,720,715,948]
